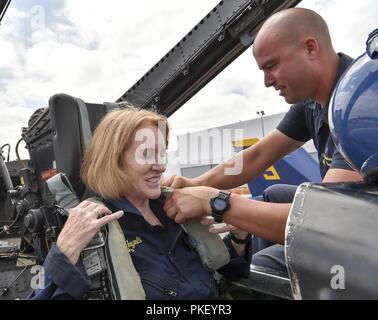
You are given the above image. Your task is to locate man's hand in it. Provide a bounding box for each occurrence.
[57,200,124,265]
[163,175,201,189]
[164,186,218,224]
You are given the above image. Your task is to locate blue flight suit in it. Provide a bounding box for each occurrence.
[29,197,251,300]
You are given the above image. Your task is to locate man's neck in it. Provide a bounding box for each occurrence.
[314,53,340,107]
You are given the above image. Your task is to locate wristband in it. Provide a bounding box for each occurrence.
[230,233,251,244]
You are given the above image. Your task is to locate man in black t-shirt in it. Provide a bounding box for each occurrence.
[163,8,362,274]
[276,52,354,179]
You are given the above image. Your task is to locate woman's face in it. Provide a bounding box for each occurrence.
[122,125,167,200]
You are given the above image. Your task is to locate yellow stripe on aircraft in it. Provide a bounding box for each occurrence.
[232,137,281,181]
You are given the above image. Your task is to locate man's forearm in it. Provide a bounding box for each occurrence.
[196,130,300,190]
[195,157,246,189]
[322,168,362,183]
[196,149,265,189]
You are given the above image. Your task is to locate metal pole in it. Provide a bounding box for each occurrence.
[256,110,265,137]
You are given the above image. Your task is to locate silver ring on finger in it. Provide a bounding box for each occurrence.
[93,208,102,218]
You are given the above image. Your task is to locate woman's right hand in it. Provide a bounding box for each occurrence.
[56,200,124,265]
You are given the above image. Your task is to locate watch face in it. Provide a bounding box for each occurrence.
[213,198,226,211]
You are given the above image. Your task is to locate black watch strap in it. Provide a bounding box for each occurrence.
[230,233,252,244]
[212,211,223,223]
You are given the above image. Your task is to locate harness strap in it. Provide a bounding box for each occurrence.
[46,173,79,210]
[75,97,92,149]
[107,220,146,300]
[161,187,230,270]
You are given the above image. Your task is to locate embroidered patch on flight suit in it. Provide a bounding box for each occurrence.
[126,237,143,252]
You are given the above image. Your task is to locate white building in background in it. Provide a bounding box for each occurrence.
[166,112,317,178]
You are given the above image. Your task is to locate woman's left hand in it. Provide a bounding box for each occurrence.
[57,200,124,264]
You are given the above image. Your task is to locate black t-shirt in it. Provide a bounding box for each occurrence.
[276,53,354,178]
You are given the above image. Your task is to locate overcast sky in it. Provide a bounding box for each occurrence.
[0,0,377,160]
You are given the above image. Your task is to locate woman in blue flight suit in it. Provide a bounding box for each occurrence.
[29,107,252,300]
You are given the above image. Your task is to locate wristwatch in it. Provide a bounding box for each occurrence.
[210,191,231,223]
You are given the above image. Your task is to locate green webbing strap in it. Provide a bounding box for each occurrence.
[161,187,230,270]
[75,97,92,150]
[107,220,146,300]
[75,97,98,200]
[181,219,230,270]
[46,173,79,210]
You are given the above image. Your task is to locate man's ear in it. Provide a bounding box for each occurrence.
[303,37,319,60]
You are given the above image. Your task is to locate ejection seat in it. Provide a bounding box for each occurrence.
[47,93,295,300]
[46,93,231,300]
[48,93,118,199]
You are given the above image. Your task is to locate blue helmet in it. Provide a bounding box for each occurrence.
[329,29,378,182]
